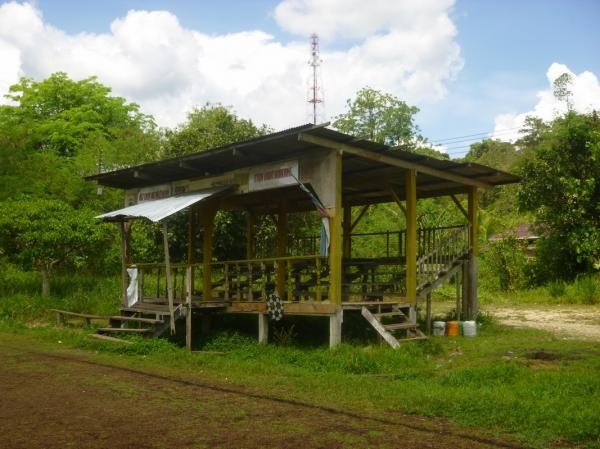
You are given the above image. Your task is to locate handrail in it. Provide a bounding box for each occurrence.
[416,224,470,290]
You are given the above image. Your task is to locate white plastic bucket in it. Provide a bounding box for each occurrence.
[432,321,445,337]
[463,320,477,337]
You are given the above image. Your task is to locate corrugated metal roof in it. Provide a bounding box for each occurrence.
[96,186,231,222]
[86,124,520,199]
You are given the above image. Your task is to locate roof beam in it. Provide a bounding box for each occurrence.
[133,170,153,181]
[178,161,203,174]
[298,133,492,189]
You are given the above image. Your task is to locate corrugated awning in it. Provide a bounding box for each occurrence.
[96,186,232,222]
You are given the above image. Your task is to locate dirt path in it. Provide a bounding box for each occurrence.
[487,305,600,341]
[0,346,521,449]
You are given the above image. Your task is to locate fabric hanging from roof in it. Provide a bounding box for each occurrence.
[96,186,231,222]
[294,176,330,257]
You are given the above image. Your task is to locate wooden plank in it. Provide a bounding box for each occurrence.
[405,169,417,303]
[96,327,153,334]
[298,133,492,189]
[383,322,417,331]
[361,307,400,349]
[88,334,133,345]
[284,302,337,315]
[49,309,107,320]
[227,302,268,313]
[108,315,163,324]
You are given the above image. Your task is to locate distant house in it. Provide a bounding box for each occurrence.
[489,224,544,257]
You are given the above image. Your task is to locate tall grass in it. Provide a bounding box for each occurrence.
[0,264,120,322]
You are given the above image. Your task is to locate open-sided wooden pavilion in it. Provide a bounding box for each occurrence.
[88,124,519,348]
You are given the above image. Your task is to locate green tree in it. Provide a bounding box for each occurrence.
[3,72,157,160]
[0,73,161,208]
[518,111,600,279]
[0,198,112,295]
[333,87,422,146]
[164,103,271,157]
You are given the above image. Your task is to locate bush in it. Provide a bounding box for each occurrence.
[547,280,567,298]
[566,274,599,304]
[485,236,529,291]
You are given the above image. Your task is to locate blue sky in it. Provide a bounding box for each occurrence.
[2,0,600,156]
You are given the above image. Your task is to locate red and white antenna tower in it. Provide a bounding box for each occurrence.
[308,33,324,124]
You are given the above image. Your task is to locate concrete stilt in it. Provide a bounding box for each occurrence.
[258,313,269,344]
[329,308,343,348]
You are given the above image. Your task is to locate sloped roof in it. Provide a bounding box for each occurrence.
[86,124,519,206]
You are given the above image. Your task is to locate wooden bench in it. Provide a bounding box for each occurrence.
[49,309,108,327]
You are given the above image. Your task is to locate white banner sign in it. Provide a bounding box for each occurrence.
[137,184,171,203]
[248,160,299,192]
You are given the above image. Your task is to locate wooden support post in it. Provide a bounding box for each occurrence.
[276,202,287,297]
[161,222,175,334]
[258,313,269,344]
[246,210,255,259]
[118,221,131,307]
[426,293,432,336]
[187,207,197,299]
[202,204,217,302]
[467,186,478,319]
[455,270,461,321]
[343,206,351,258]
[462,260,469,318]
[328,151,343,304]
[185,265,193,350]
[405,169,417,303]
[329,308,343,348]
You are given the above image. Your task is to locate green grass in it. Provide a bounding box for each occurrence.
[1,318,599,449]
[1,268,599,448]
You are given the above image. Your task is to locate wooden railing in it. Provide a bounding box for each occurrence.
[416,225,470,290]
[131,225,470,304]
[135,262,194,303]
[210,255,328,302]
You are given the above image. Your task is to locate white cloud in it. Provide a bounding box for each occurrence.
[0,1,463,130]
[493,63,600,141]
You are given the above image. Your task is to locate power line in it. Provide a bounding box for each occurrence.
[430,126,523,144]
[429,128,522,148]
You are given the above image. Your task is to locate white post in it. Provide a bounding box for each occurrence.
[329,308,343,348]
[258,313,269,344]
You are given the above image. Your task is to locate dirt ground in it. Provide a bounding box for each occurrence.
[487,305,600,341]
[0,346,522,449]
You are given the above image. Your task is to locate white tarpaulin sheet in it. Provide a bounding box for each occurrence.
[96,186,231,222]
[126,267,138,307]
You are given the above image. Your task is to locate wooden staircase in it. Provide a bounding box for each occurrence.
[95,303,185,339]
[361,304,426,349]
[359,225,471,348]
